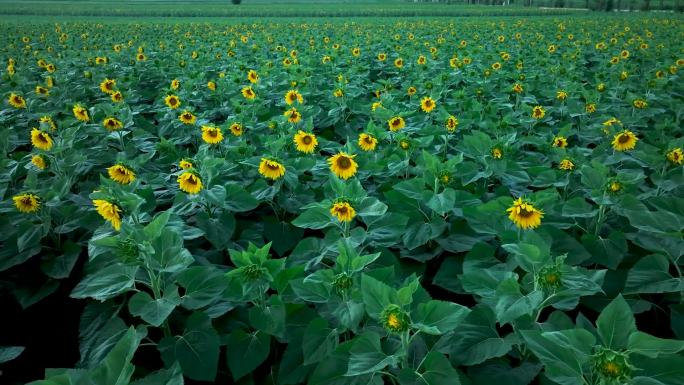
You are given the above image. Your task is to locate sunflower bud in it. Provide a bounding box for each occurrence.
[243,264,265,280]
[592,347,633,384]
[380,304,410,333]
[332,273,353,293]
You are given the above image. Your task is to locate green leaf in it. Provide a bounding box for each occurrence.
[90,326,146,385]
[143,210,172,240]
[413,300,470,335]
[625,254,683,294]
[442,306,513,366]
[71,264,138,301]
[226,329,270,380]
[40,241,81,279]
[130,362,183,385]
[176,266,227,309]
[427,188,456,216]
[158,312,219,382]
[128,287,181,327]
[561,197,596,218]
[224,183,259,212]
[345,332,397,376]
[631,354,684,385]
[596,294,636,349]
[292,206,333,229]
[519,330,587,385]
[0,346,25,363]
[361,274,395,318]
[303,318,339,365]
[627,331,684,358]
[393,178,428,200]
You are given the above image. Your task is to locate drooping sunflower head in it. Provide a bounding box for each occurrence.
[611,130,638,152]
[8,93,26,109]
[177,171,203,194]
[99,78,116,94]
[328,152,358,180]
[388,116,405,132]
[30,128,53,151]
[241,86,256,100]
[330,201,356,222]
[420,96,436,113]
[358,133,378,152]
[506,197,544,230]
[558,158,575,171]
[229,122,243,137]
[258,158,286,180]
[552,136,568,148]
[247,69,259,83]
[73,104,90,122]
[379,304,410,333]
[164,95,181,109]
[35,86,49,96]
[445,115,459,133]
[284,107,302,124]
[31,154,47,170]
[293,130,318,154]
[667,148,683,165]
[107,164,136,184]
[201,125,224,144]
[531,105,546,119]
[103,117,123,131]
[93,199,122,231]
[111,91,123,103]
[179,110,196,125]
[13,193,41,213]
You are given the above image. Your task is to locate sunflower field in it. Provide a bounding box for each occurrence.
[1,13,684,385]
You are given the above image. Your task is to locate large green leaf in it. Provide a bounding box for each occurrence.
[226,329,271,380]
[71,263,138,301]
[596,294,636,349]
[158,312,220,381]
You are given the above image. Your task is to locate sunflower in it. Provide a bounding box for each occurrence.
[388,116,405,132]
[417,55,426,65]
[611,130,638,152]
[377,53,387,61]
[585,103,597,114]
[99,78,116,94]
[352,47,360,57]
[358,133,378,151]
[95,56,108,65]
[73,104,90,122]
[512,83,523,93]
[407,86,417,96]
[445,115,459,133]
[559,159,574,171]
[532,105,546,119]
[330,201,356,222]
[632,99,648,109]
[31,154,46,170]
[552,136,568,148]
[507,197,544,230]
[103,117,123,131]
[229,122,243,137]
[492,147,503,159]
[284,90,304,105]
[31,128,53,151]
[201,125,224,144]
[8,93,26,109]
[294,130,318,153]
[328,152,358,180]
[247,69,259,84]
[491,62,501,70]
[420,96,436,113]
[259,158,286,180]
[667,148,683,165]
[379,304,410,333]
[179,159,193,169]
[179,110,196,125]
[93,199,122,231]
[556,90,567,101]
[46,64,56,73]
[164,95,181,109]
[333,89,344,98]
[136,53,146,61]
[608,181,622,193]
[207,81,216,91]
[177,172,203,194]
[241,86,256,100]
[371,102,382,111]
[107,164,136,184]
[284,107,302,124]
[35,86,49,96]
[13,193,41,213]
[394,58,404,68]
[111,91,123,103]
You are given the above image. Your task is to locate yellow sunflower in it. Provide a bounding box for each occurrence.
[93,199,122,231]
[284,107,302,124]
[247,70,259,83]
[35,86,49,96]
[207,81,216,91]
[559,159,575,171]
[330,201,356,222]
[177,172,203,194]
[507,198,544,230]
[388,116,405,132]
[164,95,181,109]
[407,86,417,96]
[103,117,123,131]
[285,90,303,105]
[294,130,318,153]
[30,128,53,151]
[532,105,546,119]
[171,79,180,90]
[73,104,90,122]
[512,83,523,93]
[107,164,136,184]
[39,116,56,131]
[229,122,244,137]
[13,193,41,213]
[111,91,123,103]
[8,93,26,109]
[99,78,116,94]
[201,125,224,144]
[241,86,256,100]
[446,115,459,133]
[358,133,378,151]
[179,159,193,169]
[492,147,503,159]
[666,148,683,165]
[552,136,568,148]
[394,58,404,68]
[632,99,648,109]
[420,96,436,113]
[328,152,358,180]
[31,155,46,170]
[179,110,196,125]
[259,158,286,180]
[556,90,568,101]
[611,130,638,152]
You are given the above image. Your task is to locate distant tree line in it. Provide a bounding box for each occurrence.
[416,0,683,11]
